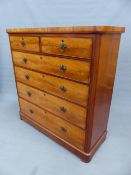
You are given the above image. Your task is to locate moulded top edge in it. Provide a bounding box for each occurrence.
[6,26,125,34]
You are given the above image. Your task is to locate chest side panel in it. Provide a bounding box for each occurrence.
[87,34,121,149]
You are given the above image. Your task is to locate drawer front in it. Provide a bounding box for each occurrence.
[17,82,87,129]
[15,67,89,106]
[12,51,91,84]
[10,36,40,52]
[41,37,93,58]
[19,98,85,150]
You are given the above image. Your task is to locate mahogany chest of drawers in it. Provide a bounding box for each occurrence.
[7,26,125,162]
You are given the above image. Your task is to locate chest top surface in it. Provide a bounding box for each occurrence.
[6,26,125,34]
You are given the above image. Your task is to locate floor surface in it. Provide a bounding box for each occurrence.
[0,91,131,175]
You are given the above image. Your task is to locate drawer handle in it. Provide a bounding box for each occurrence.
[60,127,67,133]
[29,109,34,114]
[23,58,27,64]
[59,65,67,72]
[60,106,67,113]
[25,74,30,80]
[59,40,67,51]
[60,86,67,93]
[20,40,26,47]
[27,91,31,97]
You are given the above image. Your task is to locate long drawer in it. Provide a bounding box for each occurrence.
[10,36,40,52]
[41,37,93,58]
[19,98,85,150]
[15,66,89,106]
[17,82,87,129]
[12,51,91,84]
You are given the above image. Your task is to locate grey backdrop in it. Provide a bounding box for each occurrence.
[0,0,131,175]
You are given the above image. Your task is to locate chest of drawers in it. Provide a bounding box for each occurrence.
[7,26,125,162]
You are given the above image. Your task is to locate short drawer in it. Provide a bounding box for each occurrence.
[19,98,85,150]
[41,37,93,58]
[12,51,91,84]
[10,36,40,52]
[17,82,87,129]
[15,66,89,106]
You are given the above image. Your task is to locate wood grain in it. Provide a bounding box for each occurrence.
[17,82,87,129]
[21,111,107,162]
[10,36,40,52]
[92,34,122,147]
[19,98,85,150]
[86,34,122,150]
[7,26,125,162]
[12,51,91,84]
[41,37,93,58]
[6,26,125,34]
[15,66,89,106]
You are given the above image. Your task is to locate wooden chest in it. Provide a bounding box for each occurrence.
[7,26,125,162]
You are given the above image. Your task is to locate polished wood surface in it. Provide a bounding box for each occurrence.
[41,37,92,58]
[89,34,122,148]
[7,26,125,162]
[21,111,107,162]
[10,36,40,52]
[12,51,91,83]
[19,98,85,150]
[15,66,89,106]
[6,26,125,34]
[17,82,87,129]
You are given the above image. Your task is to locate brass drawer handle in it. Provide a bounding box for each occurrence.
[59,40,67,51]
[60,106,67,113]
[27,91,31,97]
[60,86,67,93]
[60,127,67,133]
[20,40,26,47]
[29,109,34,114]
[59,65,67,72]
[25,74,30,80]
[23,58,27,64]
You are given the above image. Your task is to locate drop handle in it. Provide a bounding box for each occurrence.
[29,109,34,114]
[59,40,67,51]
[59,86,67,93]
[60,106,67,113]
[25,74,30,80]
[20,40,25,47]
[59,65,67,72]
[60,127,67,133]
[27,91,31,97]
[23,58,28,64]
